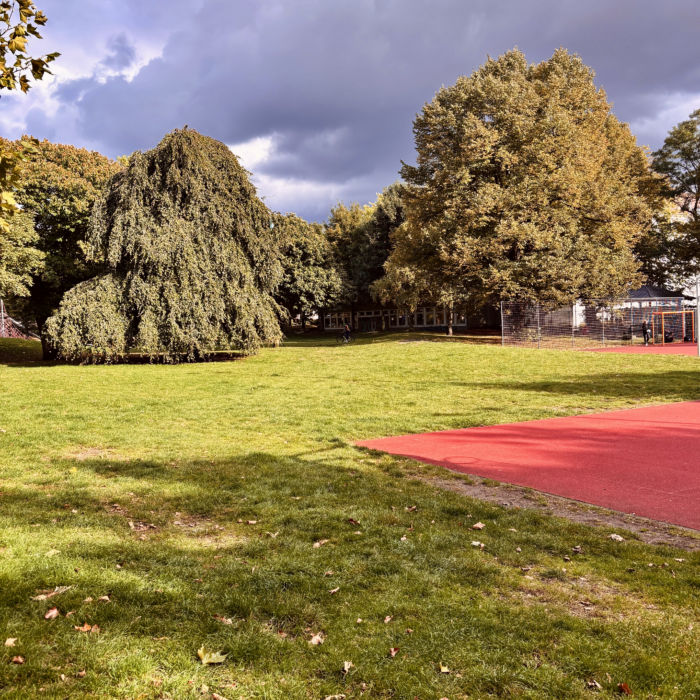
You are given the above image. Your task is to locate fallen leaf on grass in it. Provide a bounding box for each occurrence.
[246,520,257,525]
[405,506,417,512]
[309,633,324,646]
[44,607,60,620]
[4,638,17,647]
[347,518,360,525]
[212,694,230,700]
[356,618,362,623]
[329,587,340,594]
[400,536,407,541]
[508,528,517,532]
[65,611,76,617]
[83,597,93,603]
[390,647,399,657]
[609,534,624,542]
[313,540,330,548]
[342,660,354,674]
[323,695,346,700]
[324,571,334,576]
[30,586,72,602]
[618,682,632,695]
[384,616,392,624]
[44,549,60,557]
[587,680,602,689]
[12,656,24,664]
[439,663,450,673]
[197,647,227,665]
[213,615,233,625]
[675,558,685,563]
[77,670,86,678]
[472,522,485,530]
[572,545,583,554]
[266,532,279,538]
[406,628,413,634]
[353,531,362,535]
[97,596,110,603]
[74,623,92,632]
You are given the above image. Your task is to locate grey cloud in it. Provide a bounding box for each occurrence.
[19,0,700,220]
[100,33,137,71]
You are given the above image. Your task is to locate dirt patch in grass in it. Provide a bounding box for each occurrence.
[427,474,700,552]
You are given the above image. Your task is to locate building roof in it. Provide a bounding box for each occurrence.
[629,284,686,299]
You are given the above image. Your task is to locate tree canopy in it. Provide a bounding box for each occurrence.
[275,212,343,326]
[326,182,406,308]
[3,137,121,355]
[646,108,700,285]
[0,1,58,297]
[45,128,285,362]
[0,209,42,296]
[375,49,661,312]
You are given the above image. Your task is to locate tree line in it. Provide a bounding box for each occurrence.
[1,3,700,359]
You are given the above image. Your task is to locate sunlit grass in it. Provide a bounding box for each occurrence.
[1,333,700,699]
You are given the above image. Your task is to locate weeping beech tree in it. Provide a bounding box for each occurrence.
[45,128,284,362]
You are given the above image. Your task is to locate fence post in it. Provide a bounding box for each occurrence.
[537,305,541,349]
[572,305,575,348]
[602,306,605,347]
[500,302,504,347]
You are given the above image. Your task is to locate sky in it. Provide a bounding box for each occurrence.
[2,0,700,222]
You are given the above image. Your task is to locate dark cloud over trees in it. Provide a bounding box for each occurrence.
[5,0,700,220]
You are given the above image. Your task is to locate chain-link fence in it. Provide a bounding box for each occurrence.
[501,298,695,349]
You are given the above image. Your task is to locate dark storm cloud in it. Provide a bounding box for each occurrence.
[24,0,700,219]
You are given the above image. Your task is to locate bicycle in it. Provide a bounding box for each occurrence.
[336,332,355,343]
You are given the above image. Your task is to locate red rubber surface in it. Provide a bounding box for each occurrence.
[587,343,700,355]
[358,402,700,529]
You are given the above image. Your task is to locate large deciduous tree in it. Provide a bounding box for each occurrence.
[326,182,406,311]
[375,49,660,314]
[3,138,121,356]
[275,213,343,329]
[646,109,700,285]
[0,209,42,296]
[45,128,285,362]
[0,1,58,300]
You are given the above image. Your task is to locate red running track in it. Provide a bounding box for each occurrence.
[587,342,700,355]
[358,402,700,529]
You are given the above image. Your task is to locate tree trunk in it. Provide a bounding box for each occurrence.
[301,311,306,331]
[37,318,58,361]
[447,305,453,336]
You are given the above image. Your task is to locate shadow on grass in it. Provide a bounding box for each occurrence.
[467,370,700,403]
[4,450,700,698]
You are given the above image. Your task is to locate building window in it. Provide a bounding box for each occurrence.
[390,311,397,327]
[416,310,424,326]
[426,308,435,325]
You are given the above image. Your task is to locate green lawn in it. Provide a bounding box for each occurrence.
[2,333,700,700]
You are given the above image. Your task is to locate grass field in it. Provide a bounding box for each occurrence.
[2,333,700,700]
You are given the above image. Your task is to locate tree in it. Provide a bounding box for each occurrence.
[275,213,343,329]
[0,2,57,302]
[3,138,121,357]
[45,128,285,362]
[326,182,406,312]
[648,109,700,285]
[0,209,43,296]
[375,49,660,317]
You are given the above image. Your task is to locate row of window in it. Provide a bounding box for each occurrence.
[325,307,469,329]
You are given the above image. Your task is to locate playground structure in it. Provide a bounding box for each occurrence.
[0,300,38,340]
[501,297,697,349]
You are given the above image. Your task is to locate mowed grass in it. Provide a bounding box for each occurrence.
[1,333,700,700]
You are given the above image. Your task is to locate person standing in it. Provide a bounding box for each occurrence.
[642,320,650,346]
